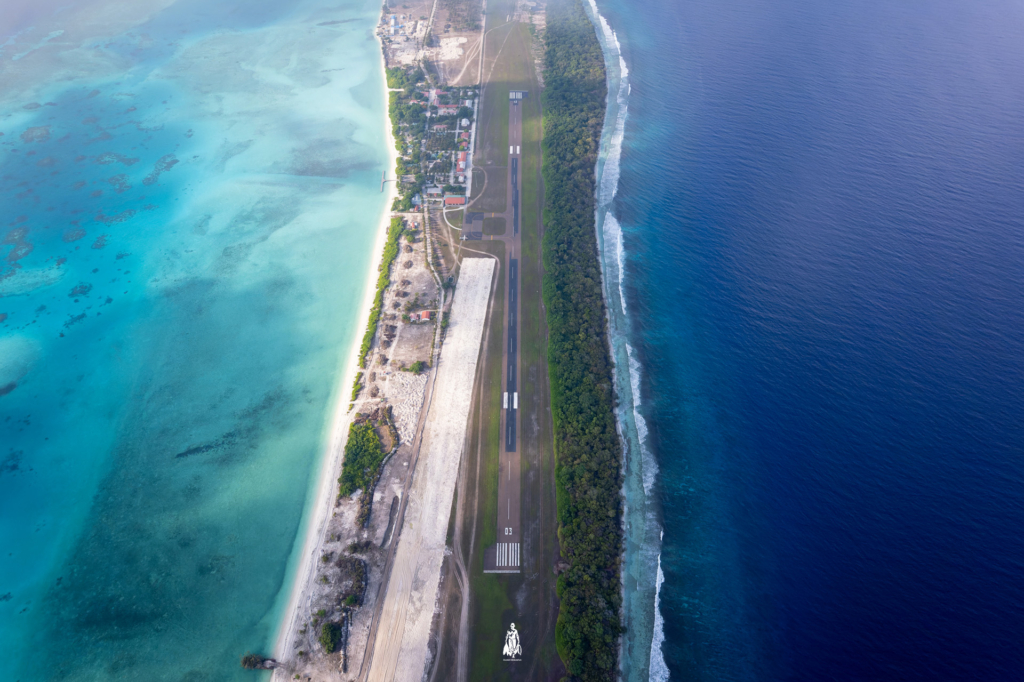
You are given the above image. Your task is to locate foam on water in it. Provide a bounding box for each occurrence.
[581,0,667,678]
[625,343,656,496]
[588,0,1024,678]
[649,544,670,682]
[604,213,627,315]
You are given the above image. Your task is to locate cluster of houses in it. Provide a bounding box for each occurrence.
[385,13,420,38]
[414,87,478,208]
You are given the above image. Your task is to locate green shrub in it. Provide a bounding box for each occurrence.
[335,555,368,606]
[347,540,375,553]
[350,372,364,403]
[338,423,386,497]
[319,622,342,653]
[358,219,404,368]
[239,653,266,669]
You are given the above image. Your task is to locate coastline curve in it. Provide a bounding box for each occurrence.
[271,13,402,666]
[578,1,668,679]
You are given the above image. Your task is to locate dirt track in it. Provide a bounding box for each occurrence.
[366,257,495,682]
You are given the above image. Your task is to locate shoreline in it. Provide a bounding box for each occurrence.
[271,18,400,663]
[578,0,666,679]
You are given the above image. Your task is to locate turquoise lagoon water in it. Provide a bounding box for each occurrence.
[0,0,390,678]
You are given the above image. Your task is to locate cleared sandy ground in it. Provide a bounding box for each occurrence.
[367,257,495,682]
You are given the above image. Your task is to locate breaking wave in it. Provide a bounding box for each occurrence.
[582,0,667,678]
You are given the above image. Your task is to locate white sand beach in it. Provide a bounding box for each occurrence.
[272,25,400,664]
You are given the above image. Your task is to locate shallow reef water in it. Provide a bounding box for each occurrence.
[0,0,390,678]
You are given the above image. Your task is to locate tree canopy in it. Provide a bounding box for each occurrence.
[542,0,624,679]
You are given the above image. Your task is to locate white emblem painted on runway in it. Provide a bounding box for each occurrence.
[503,622,522,661]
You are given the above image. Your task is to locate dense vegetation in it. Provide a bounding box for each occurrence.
[385,66,423,90]
[338,423,386,497]
[359,218,404,368]
[541,0,623,680]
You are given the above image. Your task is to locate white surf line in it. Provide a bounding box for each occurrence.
[578,0,666,681]
[366,258,496,682]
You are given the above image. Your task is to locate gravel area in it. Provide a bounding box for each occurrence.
[366,257,494,682]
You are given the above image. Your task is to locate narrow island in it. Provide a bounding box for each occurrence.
[264,0,625,679]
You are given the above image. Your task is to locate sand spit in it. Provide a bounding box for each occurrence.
[367,257,495,682]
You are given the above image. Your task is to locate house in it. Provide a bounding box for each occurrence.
[460,132,470,140]
[438,105,458,116]
[410,310,434,321]
[461,118,470,128]
[425,187,443,196]
[444,196,466,206]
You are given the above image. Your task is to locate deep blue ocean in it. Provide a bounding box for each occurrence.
[593,0,1024,679]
